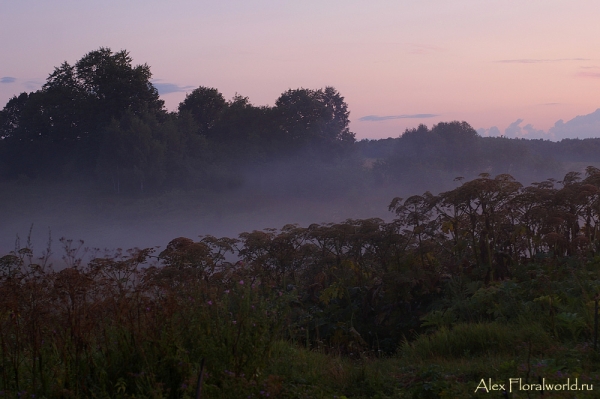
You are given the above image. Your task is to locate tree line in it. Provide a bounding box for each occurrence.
[2,47,600,196]
[365,123,600,188]
[0,48,355,193]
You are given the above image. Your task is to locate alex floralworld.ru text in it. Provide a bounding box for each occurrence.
[475,378,593,393]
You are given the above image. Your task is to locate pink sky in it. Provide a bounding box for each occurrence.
[1,0,599,140]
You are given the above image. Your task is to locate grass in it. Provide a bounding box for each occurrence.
[2,244,600,398]
[400,321,554,360]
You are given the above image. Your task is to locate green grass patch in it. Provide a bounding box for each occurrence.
[400,321,554,360]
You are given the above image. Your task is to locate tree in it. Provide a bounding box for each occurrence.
[274,87,355,152]
[177,87,226,136]
[430,121,481,172]
[96,111,209,193]
[44,47,164,134]
[0,47,164,178]
[0,93,30,140]
[211,95,277,161]
[95,113,164,193]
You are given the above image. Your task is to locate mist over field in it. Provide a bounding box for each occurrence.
[0,150,424,256]
[1,47,600,259]
[1,140,598,258]
[0,177,395,256]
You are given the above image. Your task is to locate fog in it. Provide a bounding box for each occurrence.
[0,173,399,258]
[3,132,600,261]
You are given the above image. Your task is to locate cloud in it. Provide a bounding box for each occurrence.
[522,123,547,139]
[477,126,501,137]
[504,119,525,138]
[549,108,600,140]
[496,58,589,64]
[359,114,438,122]
[0,77,16,84]
[489,109,600,141]
[576,71,600,79]
[500,119,548,139]
[152,82,195,95]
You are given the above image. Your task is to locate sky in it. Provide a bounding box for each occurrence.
[1,0,600,140]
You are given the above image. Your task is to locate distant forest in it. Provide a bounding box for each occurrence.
[1,47,600,195]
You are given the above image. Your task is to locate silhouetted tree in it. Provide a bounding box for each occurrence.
[274,87,355,154]
[0,48,164,178]
[177,86,226,136]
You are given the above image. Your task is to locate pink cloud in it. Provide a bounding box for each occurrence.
[576,71,600,78]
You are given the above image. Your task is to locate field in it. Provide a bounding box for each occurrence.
[3,170,600,397]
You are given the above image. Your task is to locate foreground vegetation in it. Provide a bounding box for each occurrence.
[3,169,600,397]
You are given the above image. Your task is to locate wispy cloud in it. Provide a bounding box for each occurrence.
[0,77,16,84]
[359,114,438,122]
[152,82,196,95]
[496,58,589,64]
[576,71,600,78]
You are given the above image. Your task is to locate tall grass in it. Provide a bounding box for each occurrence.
[0,241,290,398]
[400,321,553,360]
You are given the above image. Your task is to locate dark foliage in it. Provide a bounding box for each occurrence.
[0,48,164,179]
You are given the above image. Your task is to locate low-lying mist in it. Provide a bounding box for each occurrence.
[3,50,600,263]
[1,142,595,261]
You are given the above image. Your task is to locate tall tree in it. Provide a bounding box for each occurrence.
[275,87,355,152]
[43,47,164,137]
[177,86,226,136]
[0,48,164,178]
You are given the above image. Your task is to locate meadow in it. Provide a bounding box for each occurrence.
[3,170,600,398]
